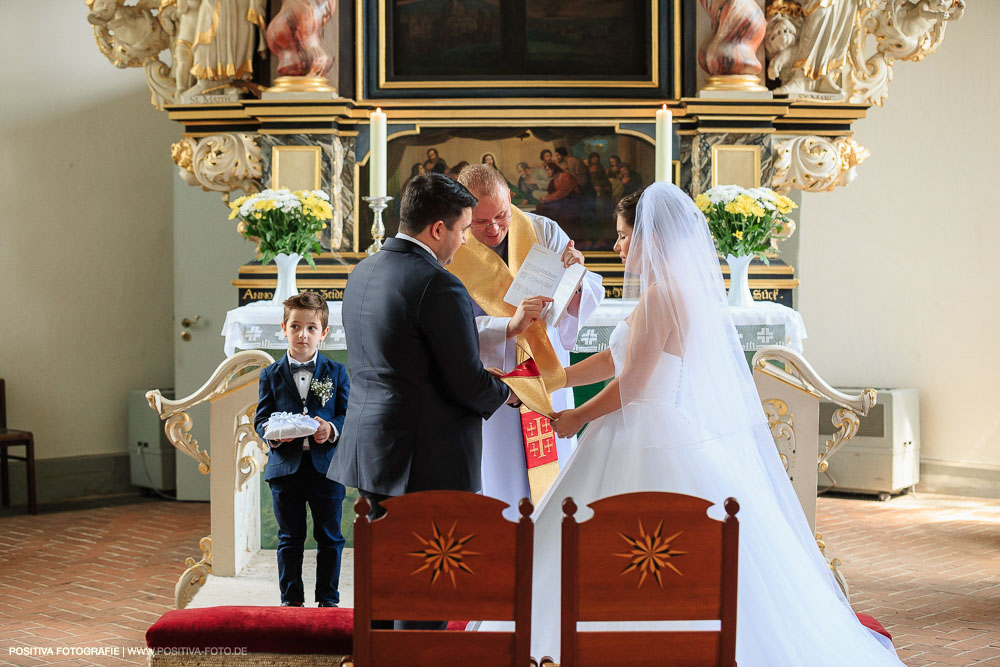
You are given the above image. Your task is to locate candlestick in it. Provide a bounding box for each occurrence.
[362,195,393,255]
[655,104,673,183]
[369,108,387,197]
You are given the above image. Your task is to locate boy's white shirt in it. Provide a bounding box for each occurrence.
[286,350,339,449]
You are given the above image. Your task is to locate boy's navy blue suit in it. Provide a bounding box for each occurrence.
[255,352,349,606]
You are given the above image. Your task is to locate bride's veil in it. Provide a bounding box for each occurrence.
[619,182,848,601]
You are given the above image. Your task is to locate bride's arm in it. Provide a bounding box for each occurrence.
[563,348,614,388]
[553,289,675,438]
[553,377,623,438]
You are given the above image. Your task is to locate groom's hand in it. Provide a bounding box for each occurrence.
[506,296,554,338]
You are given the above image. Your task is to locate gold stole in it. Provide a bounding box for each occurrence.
[448,207,565,503]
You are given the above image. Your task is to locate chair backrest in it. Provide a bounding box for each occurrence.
[0,378,6,429]
[560,492,739,667]
[352,491,533,667]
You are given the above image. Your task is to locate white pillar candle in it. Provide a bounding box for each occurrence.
[655,104,673,183]
[369,108,387,197]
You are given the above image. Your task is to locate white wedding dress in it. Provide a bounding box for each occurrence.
[511,321,905,664]
[476,182,905,666]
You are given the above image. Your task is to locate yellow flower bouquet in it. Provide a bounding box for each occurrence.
[228,189,333,269]
[694,185,797,263]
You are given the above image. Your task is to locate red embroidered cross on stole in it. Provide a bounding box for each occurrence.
[499,359,560,504]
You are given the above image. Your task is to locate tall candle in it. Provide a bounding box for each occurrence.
[369,108,387,197]
[655,104,673,183]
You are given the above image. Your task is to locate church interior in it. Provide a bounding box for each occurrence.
[1,1,998,665]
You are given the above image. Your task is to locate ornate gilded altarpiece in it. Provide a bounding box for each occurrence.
[86,0,965,303]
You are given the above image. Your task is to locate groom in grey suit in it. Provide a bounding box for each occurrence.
[328,174,515,521]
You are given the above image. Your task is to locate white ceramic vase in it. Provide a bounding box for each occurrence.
[726,253,754,307]
[271,252,302,304]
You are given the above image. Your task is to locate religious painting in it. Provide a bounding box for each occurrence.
[364,0,689,98]
[390,0,648,79]
[360,128,654,252]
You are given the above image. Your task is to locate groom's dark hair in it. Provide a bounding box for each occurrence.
[398,173,478,235]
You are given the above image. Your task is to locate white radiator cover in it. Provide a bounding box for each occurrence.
[820,388,920,496]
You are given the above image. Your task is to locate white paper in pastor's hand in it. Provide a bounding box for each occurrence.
[503,243,586,327]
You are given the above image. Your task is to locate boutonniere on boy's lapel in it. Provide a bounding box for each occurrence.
[310,378,334,406]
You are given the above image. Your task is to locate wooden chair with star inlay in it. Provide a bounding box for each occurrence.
[351,490,535,667]
[558,492,739,667]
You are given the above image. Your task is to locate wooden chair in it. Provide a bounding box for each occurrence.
[0,379,36,514]
[351,491,534,667]
[559,492,739,667]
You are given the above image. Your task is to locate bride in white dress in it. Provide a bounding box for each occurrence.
[508,182,905,665]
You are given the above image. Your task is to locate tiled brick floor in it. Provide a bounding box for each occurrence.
[0,491,997,666]
[0,497,210,666]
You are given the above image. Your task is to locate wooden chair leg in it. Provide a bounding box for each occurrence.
[26,436,36,515]
[1,445,9,508]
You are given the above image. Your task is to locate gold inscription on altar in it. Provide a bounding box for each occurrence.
[753,288,781,301]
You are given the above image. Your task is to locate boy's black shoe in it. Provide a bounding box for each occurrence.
[281,601,304,607]
[317,601,338,607]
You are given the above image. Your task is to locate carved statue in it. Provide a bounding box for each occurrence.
[86,0,170,68]
[848,0,965,105]
[765,3,803,85]
[85,0,268,107]
[266,0,336,78]
[698,0,768,92]
[179,0,268,99]
[770,0,859,99]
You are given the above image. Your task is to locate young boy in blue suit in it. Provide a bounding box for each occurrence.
[254,292,350,607]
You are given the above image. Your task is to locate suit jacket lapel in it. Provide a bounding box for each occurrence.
[306,354,332,411]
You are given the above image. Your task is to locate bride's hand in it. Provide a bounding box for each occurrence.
[552,409,585,438]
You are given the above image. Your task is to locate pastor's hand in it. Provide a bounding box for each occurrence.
[561,240,585,268]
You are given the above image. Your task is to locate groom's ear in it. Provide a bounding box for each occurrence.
[428,220,445,239]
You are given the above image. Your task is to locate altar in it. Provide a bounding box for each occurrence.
[222,297,806,357]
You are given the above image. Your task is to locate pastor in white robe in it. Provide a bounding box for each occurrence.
[473,211,604,514]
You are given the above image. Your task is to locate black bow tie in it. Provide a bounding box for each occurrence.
[290,361,315,374]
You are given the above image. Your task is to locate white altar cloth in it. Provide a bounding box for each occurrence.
[221,298,805,356]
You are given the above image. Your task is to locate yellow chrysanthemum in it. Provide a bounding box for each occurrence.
[750,204,766,217]
[734,230,744,240]
[694,193,711,212]
[228,208,240,220]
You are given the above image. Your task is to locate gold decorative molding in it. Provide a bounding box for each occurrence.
[815,532,849,600]
[762,399,796,472]
[234,403,268,493]
[848,0,965,107]
[146,350,274,474]
[752,346,876,474]
[175,535,213,609]
[765,0,964,106]
[171,134,262,203]
[772,135,870,193]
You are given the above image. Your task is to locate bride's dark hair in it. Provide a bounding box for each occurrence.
[613,187,647,227]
